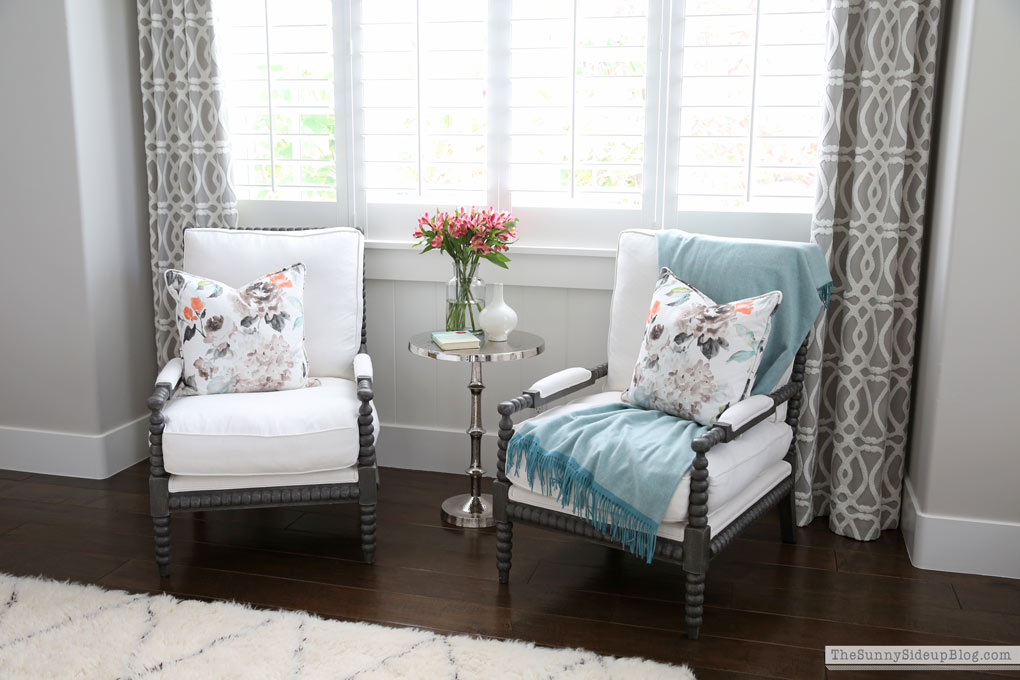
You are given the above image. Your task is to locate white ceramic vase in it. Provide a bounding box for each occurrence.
[479,283,517,342]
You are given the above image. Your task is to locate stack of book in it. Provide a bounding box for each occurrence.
[431,331,481,350]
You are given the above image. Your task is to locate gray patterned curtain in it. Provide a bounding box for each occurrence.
[796,0,943,540]
[138,0,238,366]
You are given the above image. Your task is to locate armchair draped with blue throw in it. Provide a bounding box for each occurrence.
[494,229,830,640]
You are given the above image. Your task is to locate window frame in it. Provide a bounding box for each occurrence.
[233,0,816,252]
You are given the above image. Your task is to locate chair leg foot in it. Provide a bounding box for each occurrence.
[496,521,513,584]
[153,515,171,578]
[778,490,797,544]
[684,571,705,640]
[360,504,377,564]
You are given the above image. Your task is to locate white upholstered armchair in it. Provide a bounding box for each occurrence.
[493,229,807,640]
[147,227,378,576]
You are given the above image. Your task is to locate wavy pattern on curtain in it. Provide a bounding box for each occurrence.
[138,0,238,366]
[797,0,943,540]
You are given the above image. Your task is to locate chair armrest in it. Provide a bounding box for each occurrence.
[148,359,183,483]
[715,395,774,439]
[495,362,607,484]
[352,352,374,402]
[148,359,183,413]
[353,352,373,381]
[693,379,803,453]
[528,367,592,397]
[155,358,183,389]
[523,362,608,409]
[353,353,376,473]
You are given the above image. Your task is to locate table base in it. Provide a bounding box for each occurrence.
[440,492,495,528]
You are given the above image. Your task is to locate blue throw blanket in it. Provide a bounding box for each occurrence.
[508,403,709,561]
[657,230,832,394]
[507,231,831,562]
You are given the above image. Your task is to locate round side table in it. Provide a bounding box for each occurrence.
[408,330,544,528]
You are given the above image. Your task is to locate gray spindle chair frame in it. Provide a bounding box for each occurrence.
[494,336,809,640]
[147,226,377,577]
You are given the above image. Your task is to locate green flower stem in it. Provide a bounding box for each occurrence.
[447,256,483,332]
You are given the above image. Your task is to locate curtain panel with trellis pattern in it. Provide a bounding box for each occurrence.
[138,0,238,366]
[797,0,943,540]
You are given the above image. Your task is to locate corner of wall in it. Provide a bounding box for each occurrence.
[902,477,1020,580]
[0,417,149,480]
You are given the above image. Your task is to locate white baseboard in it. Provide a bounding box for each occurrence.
[0,416,149,479]
[902,477,1020,580]
[375,421,503,476]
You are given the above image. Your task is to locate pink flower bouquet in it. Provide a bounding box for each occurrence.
[413,207,519,331]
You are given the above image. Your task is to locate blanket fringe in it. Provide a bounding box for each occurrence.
[507,434,660,563]
[818,281,832,309]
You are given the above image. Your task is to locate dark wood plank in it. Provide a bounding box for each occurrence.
[0,497,305,537]
[953,580,1020,617]
[696,671,780,680]
[0,536,127,583]
[728,581,1020,644]
[0,480,106,505]
[528,554,960,610]
[0,516,22,536]
[21,465,150,493]
[824,670,1020,680]
[741,516,909,558]
[836,548,1020,589]
[0,468,33,482]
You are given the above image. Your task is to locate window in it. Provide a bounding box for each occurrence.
[358,0,487,204]
[216,0,336,201]
[509,0,648,208]
[676,0,826,213]
[215,0,827,242]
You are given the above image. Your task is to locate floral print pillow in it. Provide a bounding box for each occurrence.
[165,263,310,395]
[621,268,782,425]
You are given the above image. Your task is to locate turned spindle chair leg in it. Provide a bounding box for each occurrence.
[496,520,513,583]
[684,571,705,640]
[360,503,377,564]
[153,515,171,577]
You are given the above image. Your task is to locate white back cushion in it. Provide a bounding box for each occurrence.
[184,227,363,379]
[605,228,797,394]
[606,229,659,391]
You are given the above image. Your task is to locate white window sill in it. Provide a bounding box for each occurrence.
[365,238,616,259]
[237,199,812,290]
[365,239,618,290]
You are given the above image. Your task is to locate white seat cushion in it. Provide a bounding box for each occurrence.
[168,468,360,493]
[184,227,363,380]
[505,391,792,522]
[162,377,376,477]
[509,460,791,541]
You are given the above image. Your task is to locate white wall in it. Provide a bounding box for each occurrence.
[0,0,99,434]
[65,0,154,435]
[0,0,153,478]
[904,0,1020,579]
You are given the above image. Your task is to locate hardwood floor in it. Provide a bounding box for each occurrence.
[1,463,1017,680]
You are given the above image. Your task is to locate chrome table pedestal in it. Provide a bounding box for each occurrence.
[408,330,544,528]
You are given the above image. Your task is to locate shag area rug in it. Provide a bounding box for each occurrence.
[0,573,695,679]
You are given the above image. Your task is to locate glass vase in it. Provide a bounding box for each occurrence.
[446,260,485,332]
